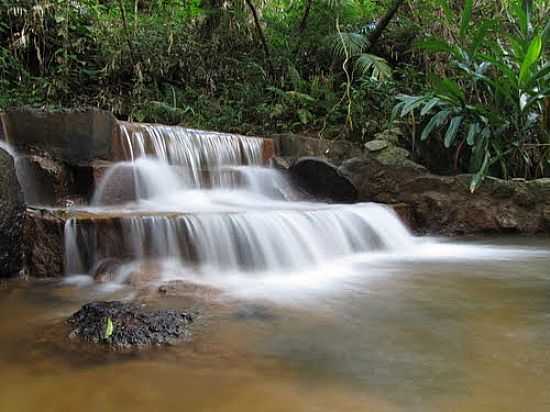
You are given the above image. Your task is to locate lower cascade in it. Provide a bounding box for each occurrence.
[62,123,415,287]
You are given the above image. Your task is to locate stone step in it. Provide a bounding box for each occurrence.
[23,203,415,278]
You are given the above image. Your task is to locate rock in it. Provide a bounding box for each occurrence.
[269,156,295,170]
[289,157,357,203]
[0,148,25,277]
[67,301,194,347]
[15,155,75,206]
[91,162,137,205]
[365,139,390,152]
[274,133,363,164]
[3,109,117,164]
[339,154,550,234]
[364,137,427,171]
[23,208,65,277]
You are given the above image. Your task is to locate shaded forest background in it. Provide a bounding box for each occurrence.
[1,0,549,184]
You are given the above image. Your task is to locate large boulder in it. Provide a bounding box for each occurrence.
[0,147,25,277]
[289,157,357,203]
[3,109,117,164]
[339,154,550,234]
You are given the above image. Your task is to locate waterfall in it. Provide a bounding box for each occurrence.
[118,122,263,188]
[64,204,413,276]
[65,121,416,286]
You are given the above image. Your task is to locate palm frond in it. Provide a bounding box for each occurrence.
[356,53,392,81]
[326,32,368,58]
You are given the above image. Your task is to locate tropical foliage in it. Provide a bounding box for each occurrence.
[393,0,550,189]
[1,0,549,186]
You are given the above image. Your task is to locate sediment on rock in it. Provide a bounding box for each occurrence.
[67,301,194,347]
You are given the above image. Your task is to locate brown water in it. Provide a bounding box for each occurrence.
[2,237,550,412]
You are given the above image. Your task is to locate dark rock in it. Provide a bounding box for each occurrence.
[339,154,550,234]
[0,147,25,277]
[23,208,65,277]
[290,157,357,203]
[67,301,194,347]
[3,109,117,164]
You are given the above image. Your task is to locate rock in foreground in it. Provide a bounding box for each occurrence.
[67,301,194,347]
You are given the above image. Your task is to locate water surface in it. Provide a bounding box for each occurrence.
[1,236,550,412]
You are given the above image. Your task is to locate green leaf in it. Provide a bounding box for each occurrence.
[470,152,490,193]
[400,95,427,117]
[543,20,550,46]
[460,0,473,40]
[435,78,465,104]
[104,317,114,340]
[466,122,480,146]
[297,109,312,125]
[356,53,392,81]
[416,37,457,57]
[519,35,542,88]
[444,116,464,148]
[420,97,441,116]
[421,110,451,141]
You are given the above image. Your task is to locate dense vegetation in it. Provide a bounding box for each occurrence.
[1,0,549,185]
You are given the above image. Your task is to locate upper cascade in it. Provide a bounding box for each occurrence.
[118,122,263,170]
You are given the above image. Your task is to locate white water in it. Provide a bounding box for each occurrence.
[64,122,423,291]
[70,122,550,300]
[118,122,263,187]
[0,140,15,157]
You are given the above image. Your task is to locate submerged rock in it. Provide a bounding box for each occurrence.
[67,301,194,347]
[0,147,25,277]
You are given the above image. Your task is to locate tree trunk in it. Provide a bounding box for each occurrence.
[297,0,314,33]
[366,0,406,51]
[244,0,274,75]
[200,0,223,39]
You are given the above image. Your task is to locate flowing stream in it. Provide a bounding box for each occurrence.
[2,124,550,411]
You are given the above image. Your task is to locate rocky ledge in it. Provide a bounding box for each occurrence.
[279,154,550,235]
[67,301,194,348]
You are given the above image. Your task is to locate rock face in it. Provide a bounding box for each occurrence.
[4,109,117,163]
[67,301,194,347]
[23,208,65,277]
[289,157,357,203]
[275,134,363,163]
[15,155,76,206]
[0,148,25,277]
[340,154,550,234]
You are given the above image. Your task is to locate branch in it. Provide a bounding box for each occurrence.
[117,0,137,66]
[244,0,275,75]
[297,0,314,33]
[366,0,406,51]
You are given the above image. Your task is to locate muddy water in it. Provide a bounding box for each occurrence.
[2,237,550,412]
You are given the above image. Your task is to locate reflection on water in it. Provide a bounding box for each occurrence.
[1,237,550,412]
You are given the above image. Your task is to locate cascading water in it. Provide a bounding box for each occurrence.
[65,122,417,290]
[118,122,263,188]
